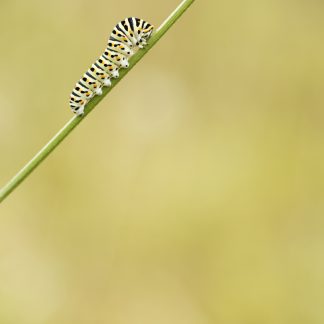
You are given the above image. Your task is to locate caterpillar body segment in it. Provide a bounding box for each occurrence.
[89,64,112,87]
[110,26,134,49]
[102,49,129,68]
[72,82,93,100]
[96,55,120,78]
[106,40,134,57]
[80,72,103,95]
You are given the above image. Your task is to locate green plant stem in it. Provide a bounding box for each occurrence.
[0,0,195,204]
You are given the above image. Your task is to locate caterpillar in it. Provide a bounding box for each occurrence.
[69,17,154,115]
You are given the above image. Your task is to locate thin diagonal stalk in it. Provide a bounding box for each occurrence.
[0,0,195,204]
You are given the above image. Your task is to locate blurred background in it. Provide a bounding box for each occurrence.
[0,0,324,323]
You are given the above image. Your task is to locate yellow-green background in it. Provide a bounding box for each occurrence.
[0,0,324,323]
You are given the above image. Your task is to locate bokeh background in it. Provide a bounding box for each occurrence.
[1,0,324,323]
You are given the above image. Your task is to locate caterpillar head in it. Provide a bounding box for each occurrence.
[142,25,154,40]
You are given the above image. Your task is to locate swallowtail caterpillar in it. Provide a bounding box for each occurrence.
[69,17,154,115]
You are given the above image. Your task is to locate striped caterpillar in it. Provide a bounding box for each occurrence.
[69,17,154,115]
